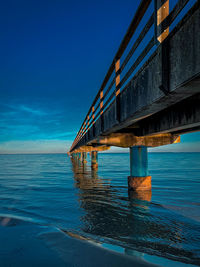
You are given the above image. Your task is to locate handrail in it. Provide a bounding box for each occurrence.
[70,0,196,152]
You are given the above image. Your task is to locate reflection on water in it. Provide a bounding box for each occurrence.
[70,156,200,266]
[128,190,152,202]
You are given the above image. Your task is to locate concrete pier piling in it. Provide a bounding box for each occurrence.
[82,152,87,164]
[77,153,81,163]
[91,151,98,170]
[128,146,151,191]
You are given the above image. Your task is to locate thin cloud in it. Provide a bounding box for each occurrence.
[0,101,76,144]
[18,105,47,116]
[0,103,60,117]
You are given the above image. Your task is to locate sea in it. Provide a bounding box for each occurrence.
[0,152,200,266]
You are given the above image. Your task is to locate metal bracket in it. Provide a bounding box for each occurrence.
[159,84,170,95]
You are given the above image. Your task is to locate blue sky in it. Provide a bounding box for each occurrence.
[0,0,199,153]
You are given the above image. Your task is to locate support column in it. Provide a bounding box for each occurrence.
[73,153,77,163]
[91,151,98,169]
[128,146,151,191]
[82,152,87,164]
[78,153,81,161]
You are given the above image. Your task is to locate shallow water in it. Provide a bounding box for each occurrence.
[0,153,200,266]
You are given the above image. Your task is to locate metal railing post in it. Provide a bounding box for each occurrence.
[92,106,95,125]
[115,58,121,122]
[100,90,104,132]
[154,0,158,44]
[155,0,170,95]
[100,90,103,115]
[115,58,120,96]
[156,0,169,43]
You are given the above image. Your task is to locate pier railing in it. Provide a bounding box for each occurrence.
[70,0,197,152]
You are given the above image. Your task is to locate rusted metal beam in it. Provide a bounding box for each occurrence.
[71,145,110,153]
[91,133,180,148]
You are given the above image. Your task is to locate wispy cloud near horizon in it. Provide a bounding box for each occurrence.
[16,105,48,116]
[0,101,76,153]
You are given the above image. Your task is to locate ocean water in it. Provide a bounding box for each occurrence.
[0,152,200,266]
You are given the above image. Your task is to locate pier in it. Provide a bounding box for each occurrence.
[69,0,200,191]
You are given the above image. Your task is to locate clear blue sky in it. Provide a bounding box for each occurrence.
[0,0,199,153]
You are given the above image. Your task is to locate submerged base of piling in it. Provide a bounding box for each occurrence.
[128,176,152,191]
[91,163,98,170]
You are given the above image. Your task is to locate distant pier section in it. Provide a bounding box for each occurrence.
[69,0,200,191]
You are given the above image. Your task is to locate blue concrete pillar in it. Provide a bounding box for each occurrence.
[128,146,151,191]
[130,146,148,177]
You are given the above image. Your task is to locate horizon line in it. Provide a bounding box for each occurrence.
[0,151,200,155]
